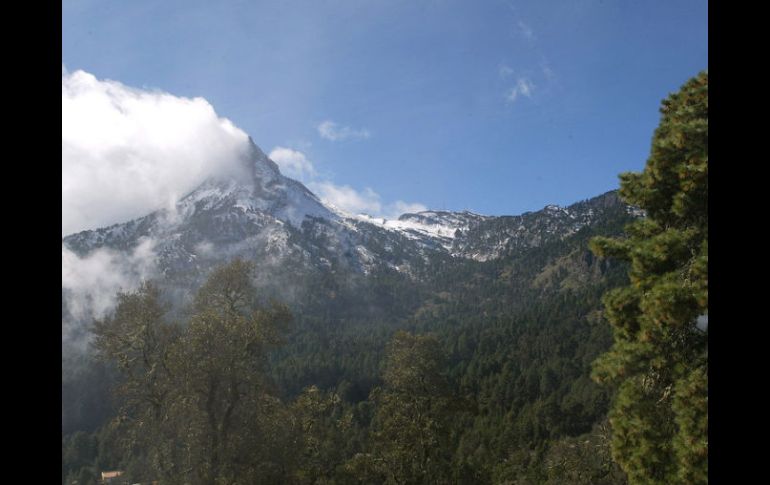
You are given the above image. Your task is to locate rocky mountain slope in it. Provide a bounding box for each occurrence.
[64,139,639,275]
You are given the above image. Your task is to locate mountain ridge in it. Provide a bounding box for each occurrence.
[62,139,642,351]
[63,139,638,265]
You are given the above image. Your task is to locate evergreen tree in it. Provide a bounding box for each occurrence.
[589,71,708,484]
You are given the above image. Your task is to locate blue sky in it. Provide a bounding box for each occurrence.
[62,0,707,217]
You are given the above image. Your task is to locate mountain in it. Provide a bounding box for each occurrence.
[62,138,642,438]
[62,138,642,348]
[63,138,639,281]
[65,139,418,281]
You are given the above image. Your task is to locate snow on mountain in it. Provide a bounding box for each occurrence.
[64,138,436,297]
[353,193,635,262]
[354,210,491,252]
[174,139,338,228]
[64,135,639,273]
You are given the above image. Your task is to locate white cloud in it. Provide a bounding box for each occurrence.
[268,146,317,181]
[318,120,371,141]
[388,200,428,217]
[506,78,535,103]
[307,181,426,219]
[62,68,250,236]
[308,181,382,215]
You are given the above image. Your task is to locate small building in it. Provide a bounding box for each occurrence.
[100,470,124,484]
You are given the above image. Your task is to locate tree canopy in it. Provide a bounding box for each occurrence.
[590,71,708,484]
[367,331,456,484]
[92,259,295,484]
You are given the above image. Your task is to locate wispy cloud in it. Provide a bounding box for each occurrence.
[540,59,556,80]
[499,9,556,104]
[506,78,535,103]
[318,120,371,141]
[517,20,535,42]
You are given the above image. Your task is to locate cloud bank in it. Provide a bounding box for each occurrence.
[62,68,249,237]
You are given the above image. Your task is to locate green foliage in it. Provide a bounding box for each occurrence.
[365,331,457,484]
[590,71,708,484]
[291,385,357,483]
[91,259,297,484]
[542,419,627,485]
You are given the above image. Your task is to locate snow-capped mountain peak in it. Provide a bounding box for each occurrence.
[173,138,337,229]
[63,134,639,291]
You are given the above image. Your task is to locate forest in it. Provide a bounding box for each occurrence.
[62,72,707,485]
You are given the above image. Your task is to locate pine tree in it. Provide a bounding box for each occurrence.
[589,71,708,484]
